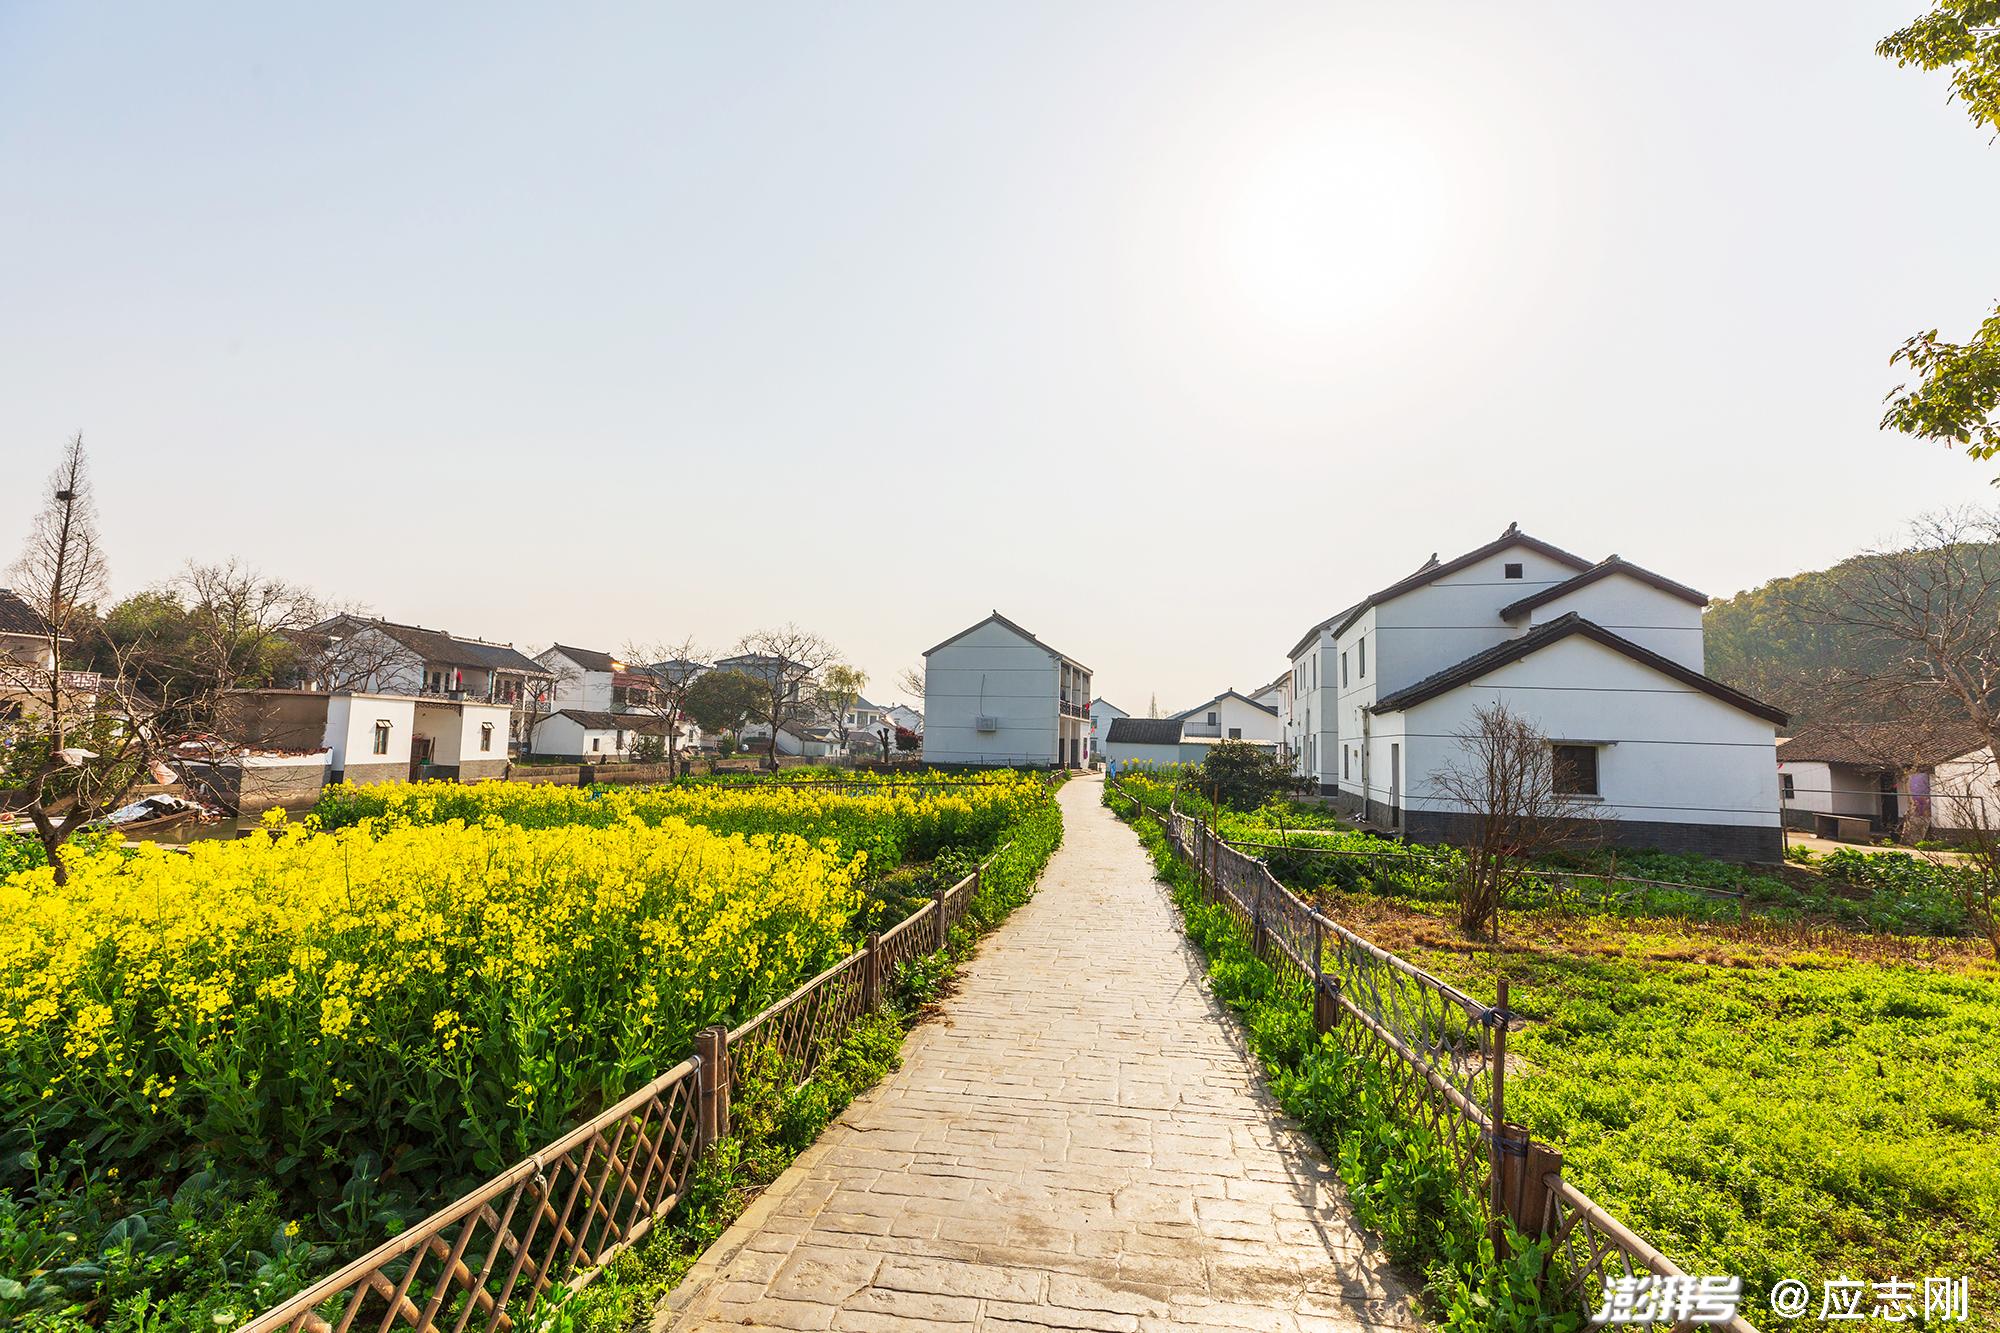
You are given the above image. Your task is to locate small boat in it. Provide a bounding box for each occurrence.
[97,793,204,837]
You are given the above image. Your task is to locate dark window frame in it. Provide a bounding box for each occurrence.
[1552,743,1600,797]
[1504,562,1524,579]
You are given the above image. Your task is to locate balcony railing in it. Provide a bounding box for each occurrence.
[0,666,103,694]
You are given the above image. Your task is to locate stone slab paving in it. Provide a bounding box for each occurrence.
[657,774,1420,1333]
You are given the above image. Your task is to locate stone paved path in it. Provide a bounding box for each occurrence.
[657,774,1419,1333]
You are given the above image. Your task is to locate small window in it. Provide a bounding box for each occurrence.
[1504,562,1524,579]
[480,722,493,752]
[1553,744,1599,796]
[1358,638,1367,679]
[1206,711,1218,725]
[1228,727,1242,740]
[1780,772,1795,800]
[591,737,601,752]
[1343,747,1350,779]
[372,720,391,755]
[1341,652,1348,687]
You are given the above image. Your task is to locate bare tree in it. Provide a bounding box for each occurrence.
[1923,765,2000,961]
[1795,509,2000,762]
[284,612,406,695]
[1,437,180,882]
[620,636,710,778]
[171,560,327,727]
[1429,703,1605,938]
[895,665,925,702]
[3,435,108,753]
[734,625,838,769]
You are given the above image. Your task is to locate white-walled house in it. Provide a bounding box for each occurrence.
[1279,524,1788,860]
[304,615,552,748]
[538,645,662,713]
[1776,720,1996,840]
[1175,689,1283,744]
[886,704,923,734]
[1100,689,1284,771]
[220,689,509,785]
[922,612,1092,767]
[1101,716,1187,769]
[1088,698,1129,764]
[531,709,677,763]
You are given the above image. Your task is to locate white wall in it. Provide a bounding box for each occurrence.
[1932,749,2000,830]
[1776,759,1839,818]
[1392,634,1779,831]
[1366,545,1583,697]
[342,627,424,695]
[324,694,416,774]
[1521,575,1704,670]
[1179,695,1283,743]
[538,649,614,711]
[1089,699,1129,760]
[1104,740,1184,771]
[1286,633,1339,788]
[459,703,510,763]
[923,619,1063,765]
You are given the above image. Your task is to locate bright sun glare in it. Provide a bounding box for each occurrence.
[1221,125,1455,337]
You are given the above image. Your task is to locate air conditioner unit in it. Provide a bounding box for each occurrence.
[974,715,1000,732]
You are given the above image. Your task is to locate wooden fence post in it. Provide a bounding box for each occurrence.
[1509,1138,1563,1241]
[1252,872,1267,957]
[1487,977,1509,1254]
[935,883,950,951]
[862,932,882,1011]
[694,1024,730,1147]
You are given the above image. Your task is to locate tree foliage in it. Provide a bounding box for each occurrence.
[683,669,765,738]
[1194,740,1303,812]
[1877,3,2000,465]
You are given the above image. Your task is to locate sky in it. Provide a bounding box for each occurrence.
[3,2,1997,714]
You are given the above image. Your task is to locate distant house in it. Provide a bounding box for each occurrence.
[885,704,923,734]
[530,709,675,763]
[537,645,662,713]
[0,587,100,718]
[1279,524,1787,860]
[1777,719,1997,841]
[304,615,552,749]
[219,688,511,785]
[1088,698,1128,764]
[1175,689,1283,745]
[1099,690,1284,771]
[921,612,1093,768]
[841,695,890,740]
[1101,716,1189,770]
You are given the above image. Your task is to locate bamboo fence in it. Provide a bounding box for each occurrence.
[239,830,1009,1333]
[1118,780,1757,1333]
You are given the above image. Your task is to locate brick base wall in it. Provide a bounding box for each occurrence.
[233,764,326,815]
[1402,810,1783,863]
[457,758,509,783]
[334,761,408,787]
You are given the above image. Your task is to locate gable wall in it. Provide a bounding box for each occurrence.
[1391,634,1779,846]
[1523,576,1704,670]
[923,619,1061,765]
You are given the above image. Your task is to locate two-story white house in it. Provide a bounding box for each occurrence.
[537,645,664,713]
[1101,688,1284,769]
[1175,688,1284,746]
[0,588,100,719]
[922,612,1092,767]
[1280,524,1788,860]
[1088,697,1129,764]
[305,615,553,748]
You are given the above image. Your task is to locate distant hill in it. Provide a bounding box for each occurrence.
[1702,556,1931,731]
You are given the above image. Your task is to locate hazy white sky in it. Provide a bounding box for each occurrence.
[3,2,1996,712]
